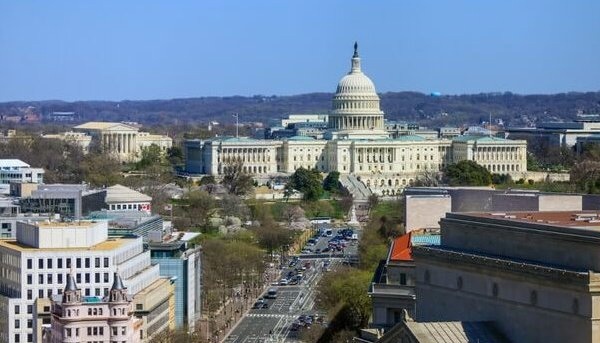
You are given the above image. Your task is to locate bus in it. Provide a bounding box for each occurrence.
[266,288,278,299]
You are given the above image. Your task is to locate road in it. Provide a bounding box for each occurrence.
[223,226,358,343]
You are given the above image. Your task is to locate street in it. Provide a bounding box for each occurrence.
[223,225,359,342]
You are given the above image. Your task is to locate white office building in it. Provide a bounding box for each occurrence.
[0,160,44,195]
[0,220,162,343]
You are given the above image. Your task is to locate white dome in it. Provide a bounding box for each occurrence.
[335,72,377,96]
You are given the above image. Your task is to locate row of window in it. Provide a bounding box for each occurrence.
[25,286,110,300]
[27,272,110,286]
[27,257,110,269]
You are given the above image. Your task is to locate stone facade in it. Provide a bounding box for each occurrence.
[413,211,600,343]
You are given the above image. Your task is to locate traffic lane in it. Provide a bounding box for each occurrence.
[224,316,281,343]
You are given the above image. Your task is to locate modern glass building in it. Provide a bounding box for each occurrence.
[150,240,202,330]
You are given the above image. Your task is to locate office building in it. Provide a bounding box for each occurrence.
[0,160,44,195]
[0,219,173,343]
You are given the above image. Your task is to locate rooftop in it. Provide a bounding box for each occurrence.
[403,320,508,343]
[0,236,134,252]
[467,211,600,229]
[105,184,152,203]
[0,159,30,168]
[388,232,441,262]
[74,121,138,131]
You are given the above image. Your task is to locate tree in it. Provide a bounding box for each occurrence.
[80,153,123,187]
[136,144,163,170]
[282,205,306,224]
[220,194,250,221]
[444,160,492,186]
[316,268,373,328]
[166,146,184,166]
[323,171,341,193]
[183,190,216,228]
[286,167,323,201]
[221,162,254,196]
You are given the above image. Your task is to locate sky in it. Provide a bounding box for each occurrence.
[1,1,599,102]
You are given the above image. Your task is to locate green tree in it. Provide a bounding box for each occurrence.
[323,171,341,193]
[136,144,163,170]
[81,153,123,187]
[286,167,323,201]
[183,190,216,228]
[221,162,254,196]
[166,146,184,166]
[316,268,373,328]
[444,160,492,186]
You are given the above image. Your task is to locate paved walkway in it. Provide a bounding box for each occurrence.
[198,265,282,342]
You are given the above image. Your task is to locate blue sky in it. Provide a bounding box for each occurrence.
[1,1,599,101]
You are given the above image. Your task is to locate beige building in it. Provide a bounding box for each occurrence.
[42,273,142,343]
[185,44,527,195]
[413,211,600,343]
[67,122,172,162]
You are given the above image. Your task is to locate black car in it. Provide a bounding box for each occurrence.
[261,303,269,309]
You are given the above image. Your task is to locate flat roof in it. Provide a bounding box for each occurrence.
[0,236,134,252]
[34,221,99,228]
[466,211,600,228]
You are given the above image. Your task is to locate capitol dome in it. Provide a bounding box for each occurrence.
[328,42,386,138]
[335,70,377,96]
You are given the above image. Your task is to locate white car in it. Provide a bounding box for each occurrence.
[279,278,289,286]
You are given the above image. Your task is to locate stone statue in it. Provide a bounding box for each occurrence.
[353,41,359,57]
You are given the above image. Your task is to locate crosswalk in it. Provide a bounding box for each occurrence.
[246,313,297,318]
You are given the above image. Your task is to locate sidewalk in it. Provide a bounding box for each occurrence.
[198,265,282,342]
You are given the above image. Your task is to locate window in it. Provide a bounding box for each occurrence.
[47,258,52,269]
[104,273,109,282]
[85,288,90,296]
[27,274,32,285]
[76,273,81,283]
[27,290,32,300]
[28,333,32,342]
[27,259,32,269]
[14,334,19,343]
[38,289,43,298]
[104,257,109,268]
[38,275,44,284]
[47,289,52,297]
[400,273,407,285]
[112,327,118,336]
[95,258,100,268]
[85,273,90,283]
[76,258,81,268]
[66,258,71,268]
[58,258,63,269]
[85,258,90,268]
[47,274,52,284]
[38,259,43,269]
[14,319,20,329]
[27,305,32,314]
[14,305,19,314]
[95,273,100,283]
[58,273,63,284]
[27,319,32,328]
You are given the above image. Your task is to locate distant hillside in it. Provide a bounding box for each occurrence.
[1,91,599,128]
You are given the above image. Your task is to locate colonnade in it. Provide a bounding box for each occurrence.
[329,115,384,130]
[102,132,137,155]
[220,147,271,163]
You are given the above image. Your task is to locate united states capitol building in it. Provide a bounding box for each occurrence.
[185,44,527,195]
